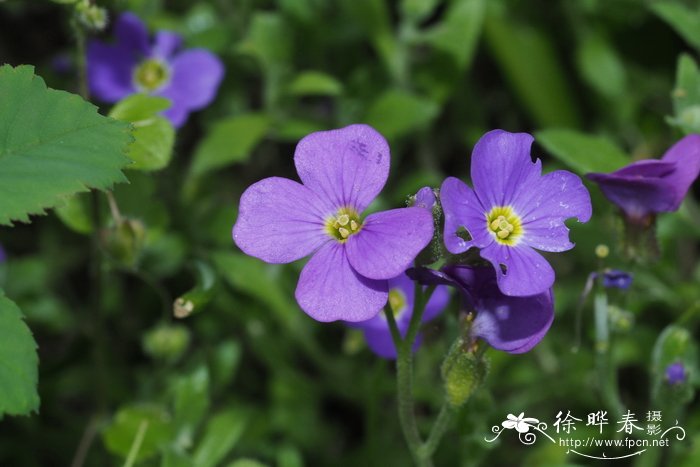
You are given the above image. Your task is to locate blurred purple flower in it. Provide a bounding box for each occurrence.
[441,130,592,297]
[598,269,632,290]
[587,135,700,222]
[409,265,554,353]
[233,125,434,322]
[87,12,224,127]
[666,362,687,385]
[347,272,449,359]
[0,243,5,263]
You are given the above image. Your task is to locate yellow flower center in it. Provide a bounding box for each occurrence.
[486,206,523,245]
[325,207,362,242]
[133,59,170,92]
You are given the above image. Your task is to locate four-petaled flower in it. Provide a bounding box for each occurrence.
[441,130,592,296]
[233,124,435,322]
[347,272,449,359]
[502,413,540,433]
[87,12,224,127]
[587,135,700,223]
[408,265,554,353]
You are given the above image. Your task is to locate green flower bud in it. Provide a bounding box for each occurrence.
[441,339,488,409]
[76,1,108,32]
[143,323,190,362]
[101,218,146,269]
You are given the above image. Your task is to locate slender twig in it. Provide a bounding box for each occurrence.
[70,416,100,467]
[123,420,149,467]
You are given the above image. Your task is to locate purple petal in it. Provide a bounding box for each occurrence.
[445,265,554,353]
[440,177,491,254]
[156,49,224,122]
[413,187,436,210]
[151,31,182,59]
[470,130,542,208]
[423,283,451,322]
[613,159,675,178]
[665,362,687,385]
[294,124,390,212]
[0,243,6,263]
[233,177,333,264]
[345,208,434,280]
[161,104,190,128]
[295,243,388,322]
[514,170,592,252]
[87,41,138,102]
[601,270,633,290]
[661,134,700,209]
[480,243,555,297]
[114,12,150,55]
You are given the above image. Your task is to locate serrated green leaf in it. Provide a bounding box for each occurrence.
[535,129,629,175]
[0,290,39,417]
[651,2,700,50]
[193,409,248,467]
[103,404,174,462]
[109,94,175,171]
[365,90,439,140]
[190,114,270,176]
[287,71,343,97]
[0,65,131,225]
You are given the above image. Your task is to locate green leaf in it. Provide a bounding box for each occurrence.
[401,0,440,23]
[173,366,210,443]
[0,291,39,417]
[423,0,485,69]
[190,114,270,176]
[669,54,700,134]
[103,404,174,462]
[484,13,579,128]
[54,193,93,234]
[0,65,130,225]
[287,71,343,97]
[109,94,175,171]
[364,90,439,140]
[576,32,626,98]
[651,2,700,50]
[535,129,629,174]
[238,13,292,72]
[193,409,248,467]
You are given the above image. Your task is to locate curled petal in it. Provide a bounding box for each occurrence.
[345,208,434,280]
[294,124,390,212]
[233,177,333,264]
[479,243,555,297]
[440,177,491,254]
[660,134,700,207]
[295,243,388,322]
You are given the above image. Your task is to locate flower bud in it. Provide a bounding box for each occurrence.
[143,323,190,362]
[441,338,488,409]
[76,1,108,32]
[101,218,146,269]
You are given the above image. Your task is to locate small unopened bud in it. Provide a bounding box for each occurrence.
[143,323,190,362]
[76,1,108,32]
[595,244,609,259]
[101,218,146,269]
[665,362,687,385]
[441,339,488,409]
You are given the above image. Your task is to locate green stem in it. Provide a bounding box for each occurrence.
[123,419,149,467]
[420,403,453,459]
[593,288,625,421]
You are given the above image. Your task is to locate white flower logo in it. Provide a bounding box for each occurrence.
[502,413,540,433]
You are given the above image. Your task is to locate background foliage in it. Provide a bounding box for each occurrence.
[0,0,699,465]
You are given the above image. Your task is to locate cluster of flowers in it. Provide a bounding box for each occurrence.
[233,125,594,358]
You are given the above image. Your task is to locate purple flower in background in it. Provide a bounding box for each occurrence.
[347,272,449,359]
[87,12,224,127]
[441,130,592,297]
[0,243,5,263]
[233,125,434,322]
[413,187,437,210]
[665,362,687,385]
[587,135,700,222]
[409,265,554,353]
[599,269,633,290]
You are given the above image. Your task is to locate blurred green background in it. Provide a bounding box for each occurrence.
[0,0,699,465]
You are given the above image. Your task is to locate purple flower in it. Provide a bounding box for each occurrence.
[666,362,687,385]
[587,135,700,222]
[441,130,592,296]
[233,125,435,322]
[87,12,224,127]
[409,265,554,353]
[598,269,633,290]
[0,243,5,263]
[347,272,449,359]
